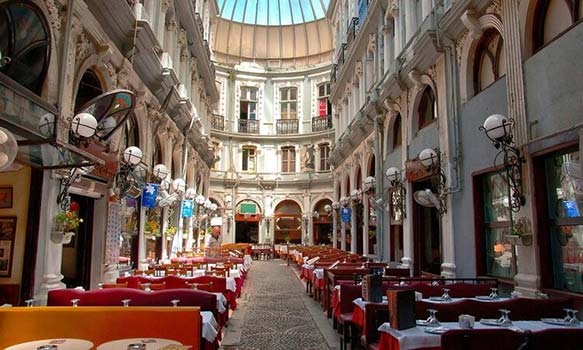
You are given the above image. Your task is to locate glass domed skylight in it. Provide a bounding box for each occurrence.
[217,0,330,26]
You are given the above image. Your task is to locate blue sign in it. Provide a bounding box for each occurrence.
[341,208,352,223]
[182,199,194,217]
[563,200,580,218]
[141,183,159,208]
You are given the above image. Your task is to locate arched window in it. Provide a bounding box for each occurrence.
[393,114,402,149]
[121,114,139,151]
[0,1,50,95]
[75,70,103,110]
[533,0,578,51]
[418,86,436,130]
[474,29,506,94]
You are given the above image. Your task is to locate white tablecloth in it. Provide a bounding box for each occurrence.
[421,297,510,304]
[353,297,388,310]
[378,321,583,350]
[192,269,206,277]
[244,255,252,267]
[226,277,236,291]
[229,269,241,278]
[213,292,228,313]
[97,338,181,350]
[7,339,93,350]
[314,268,324,280]
[201,311,219,342]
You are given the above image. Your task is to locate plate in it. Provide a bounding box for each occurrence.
[541,318,569,326]
[424,327,448,334]
[480,319,510,327]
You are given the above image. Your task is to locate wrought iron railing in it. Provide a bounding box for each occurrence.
[331,64,338,84]
[276,119,299,134]
[347,17,359,47]
[312,115,333,132]
[238,119,259,134]
[211,114,224,130]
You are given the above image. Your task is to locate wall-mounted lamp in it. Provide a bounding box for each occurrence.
[350,189,362,204]
[69,112,98,146]
[419,148,447,216]
[153,164,169,181]
[115,146,144,199]
[313,211,320,219]
[340,196,350,208]
[363,176,376,195]
[324,204,332,216]
[385,166,406,220]
[479,114,526,212]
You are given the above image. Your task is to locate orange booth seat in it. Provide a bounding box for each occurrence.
[0,306,201,349]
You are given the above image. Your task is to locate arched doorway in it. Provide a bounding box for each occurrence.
[235,200,261,243]
[313,199,332,245]
[61,69,105,289]
[274,200,302,244]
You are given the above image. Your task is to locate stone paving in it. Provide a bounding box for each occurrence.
[221,260,339,350]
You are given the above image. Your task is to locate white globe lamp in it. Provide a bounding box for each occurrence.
[123,146,143,165]
[71,113,98,138]
[419,148,438,169]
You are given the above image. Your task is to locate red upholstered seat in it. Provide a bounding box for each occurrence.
[441,329,529,350]
[530,328,583,350]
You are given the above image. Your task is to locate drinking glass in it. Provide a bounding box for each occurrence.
[564,309,580,326]
[122,299,131,307]
[70,299,80,307]
[489,288,499,299]
[426,309,441,327]
[98,283,104,289]
[171,299,180,307]
[497,309,512,326]
[441,288,452,302]
[143,283,152,292]
[25,299,35,307]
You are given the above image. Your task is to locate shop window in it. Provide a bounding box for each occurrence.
[319,143,330,171]
[280,87,297,120]
[242,146,256,172]
[239,86,257,120]
[533,0,578,52]
[474,29,506,94]
[317,83,331,116]
[541,148,583,294]
[477,172,516,279]
[417,86,436,130]
[0,1,50,95]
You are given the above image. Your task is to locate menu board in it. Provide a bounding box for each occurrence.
[105,202,122,265]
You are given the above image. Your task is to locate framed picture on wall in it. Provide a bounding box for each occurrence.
[0,216,16,277]
[0,187,13,209]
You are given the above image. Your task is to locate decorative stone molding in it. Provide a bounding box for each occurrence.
[355,61,363,78]
[166,20,177,32]
[76,31,93,63]
[382,23,393,36]
[178,29,187,48]
[486,0,502,15]
[162,0,173,13]
[44,0,62,41]
[367,33,376,53]
[116,59,133,89]
[461,9,483,39]
[407,69,424,90]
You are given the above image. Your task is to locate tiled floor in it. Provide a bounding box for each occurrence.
[221,260,339,350]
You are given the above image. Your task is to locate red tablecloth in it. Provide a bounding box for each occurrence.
[378,332,440,350]
[352,304,365,329]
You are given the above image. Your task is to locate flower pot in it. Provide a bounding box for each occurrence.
[506,234,533,246]
[50,230,75,244]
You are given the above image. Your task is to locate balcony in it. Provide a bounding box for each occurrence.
[347,17,359,48]
[337,43,348,74]
[276,119,299,134]
[238,119,259,134]
[312,115,333,132]
[331,64,338,84]
[211,114,224,131]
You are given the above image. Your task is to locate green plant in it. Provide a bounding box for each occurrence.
[145,220,161,236]
[165,225,178,237]
[54,211,83,232]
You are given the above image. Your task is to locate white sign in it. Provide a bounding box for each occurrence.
[210,216,223,226]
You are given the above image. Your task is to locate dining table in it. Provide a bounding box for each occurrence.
[97,337,183,350]
[6,338,93,350]
[377,320,583,350]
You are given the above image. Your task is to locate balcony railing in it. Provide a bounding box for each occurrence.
[211,114,224,130]
[276,119,299,134]
[238,119,259,134]
[312,115,333,132]
[347,17,359,48]
[337,43,348,74]
[331,64,338,84]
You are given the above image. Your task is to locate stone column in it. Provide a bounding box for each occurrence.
[362,195,370,256]
[350,201,357,254]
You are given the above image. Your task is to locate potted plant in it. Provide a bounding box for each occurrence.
[145,220,161,240]
[165,225,177,241]
[505,217,533,246]
[52,211,83,244]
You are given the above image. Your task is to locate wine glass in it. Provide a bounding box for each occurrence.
[25,299,35,307]
[142,283,152,292]
[171,299,180,307]
[489,288,499,299]
[70,299,80,307]
[497,309,512,326]
[121,299,131,307]
[426,309,441,327]
[441,288,452,302]
[564,309,580,326]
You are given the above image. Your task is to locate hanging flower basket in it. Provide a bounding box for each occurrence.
[51,211,82,244]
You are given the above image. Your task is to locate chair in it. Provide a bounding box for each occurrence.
[211,267,227,277]
[530,328,583,350]
[441,329,529,350]
[101,283,128,289]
